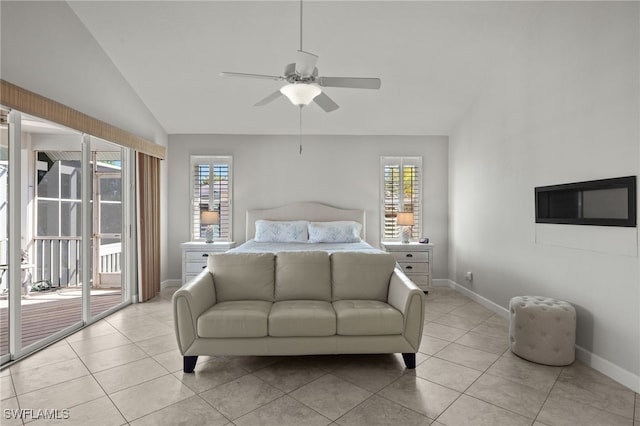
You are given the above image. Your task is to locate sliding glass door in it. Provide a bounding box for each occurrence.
[0,110,9,363]
[90,141,126,318]
[0,111,133,365]
[30,143,85,350]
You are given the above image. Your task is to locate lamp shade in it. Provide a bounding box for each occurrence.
[201,210,219,225]
[280,83,321,106]
[397,212,415,226]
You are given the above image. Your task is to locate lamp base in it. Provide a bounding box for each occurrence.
[205,225,214,244]
[401,226,412,244]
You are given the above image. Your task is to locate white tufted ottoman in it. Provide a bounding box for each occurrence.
[509,296,576,366]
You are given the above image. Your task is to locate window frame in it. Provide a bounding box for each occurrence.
[380,156,423,242]
[34,153,83,238]
[189,155,233,242]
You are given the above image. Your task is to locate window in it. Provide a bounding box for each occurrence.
[381,156,422,241]
[36,152,83,238]
[190,156,232,241]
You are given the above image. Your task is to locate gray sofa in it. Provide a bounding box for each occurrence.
[173,251,425,373]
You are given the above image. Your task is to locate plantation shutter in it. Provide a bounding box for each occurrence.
[381,156,422,240]
[191,156,232,241]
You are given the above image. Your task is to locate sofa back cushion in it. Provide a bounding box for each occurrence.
[331,252,396,302]
[275,251,331,301]
[208,253,275,302]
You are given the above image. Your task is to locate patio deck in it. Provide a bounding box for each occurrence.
[0,290,122,355]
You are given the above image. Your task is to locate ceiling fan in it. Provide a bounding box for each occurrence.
[219,1,381,112]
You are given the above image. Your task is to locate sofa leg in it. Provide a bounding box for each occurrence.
[184,356,198,373]
[402,353,416,369]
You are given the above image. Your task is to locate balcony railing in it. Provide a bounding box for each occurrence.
[32,237,121,288]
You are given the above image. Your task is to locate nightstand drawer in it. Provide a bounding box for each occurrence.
[406,273,430,286]
[185,251,212,260]
[398,262,429,273]
[186,262,208,273]
[391,251,430,261]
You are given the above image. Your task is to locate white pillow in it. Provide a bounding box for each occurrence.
[308,221,362,243]
[254,220,309,243]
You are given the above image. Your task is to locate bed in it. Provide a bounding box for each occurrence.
[228,201,385,254]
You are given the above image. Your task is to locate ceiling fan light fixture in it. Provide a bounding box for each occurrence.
[280,83,321,106]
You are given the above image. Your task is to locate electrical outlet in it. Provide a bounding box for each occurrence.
[465,271,473,282]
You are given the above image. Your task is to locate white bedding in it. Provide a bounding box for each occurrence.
[228,239,384,254]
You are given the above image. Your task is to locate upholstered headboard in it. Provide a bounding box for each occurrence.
[245,202,366,240]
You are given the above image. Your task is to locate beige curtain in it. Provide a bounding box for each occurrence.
[137,153,161,302]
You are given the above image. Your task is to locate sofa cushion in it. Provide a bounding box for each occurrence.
[275,252,331,301]
[331,252,396,302]
[208,253,275,302]
[197,300,272,338]
[269,300,336,336]
[333,300,403,335]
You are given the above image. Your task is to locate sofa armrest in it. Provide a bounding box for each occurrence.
[388,267,425,351]
[172,269,216,353]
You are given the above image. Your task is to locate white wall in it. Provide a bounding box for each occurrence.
[1,1,170,282]
[167,134,448,283]
[449,2,639,390]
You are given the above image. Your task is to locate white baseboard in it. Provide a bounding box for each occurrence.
[436,278,640,393]
[161,279,181,289]
[575,345,640,393]
[433,279,509,320]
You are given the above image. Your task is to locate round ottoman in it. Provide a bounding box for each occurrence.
[509,296,576,366]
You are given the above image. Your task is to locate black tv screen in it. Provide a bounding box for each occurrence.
[535,176,636,227]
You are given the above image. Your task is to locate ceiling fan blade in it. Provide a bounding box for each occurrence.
[317,77,381,89]
[295,50,319,76]
[220,72,283,81]
[313,92,339,112]
[254,90,283,107]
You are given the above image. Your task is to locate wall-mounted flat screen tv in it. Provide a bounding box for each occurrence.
[535,176,636,227]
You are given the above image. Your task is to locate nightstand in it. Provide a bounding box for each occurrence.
[181,241,235,285]
[382,241,433,292]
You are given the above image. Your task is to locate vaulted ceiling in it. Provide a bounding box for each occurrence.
[67,1,542,135]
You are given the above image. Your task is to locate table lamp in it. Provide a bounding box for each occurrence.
[201,211,219,244]
[397,212,414,244]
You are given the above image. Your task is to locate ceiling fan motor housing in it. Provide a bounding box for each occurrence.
[284,63,318,83]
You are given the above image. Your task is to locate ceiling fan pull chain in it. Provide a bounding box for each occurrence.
[299,105,303,155]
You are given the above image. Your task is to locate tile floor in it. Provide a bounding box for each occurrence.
[1,286,638,425]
